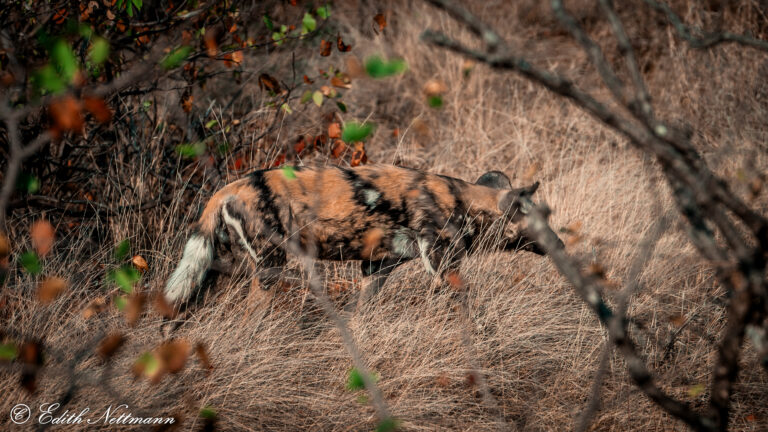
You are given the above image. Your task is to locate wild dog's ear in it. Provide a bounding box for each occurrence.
[497,181,540,218]
[476,171,512,189]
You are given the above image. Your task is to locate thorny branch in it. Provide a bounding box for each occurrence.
[422,0,768,431]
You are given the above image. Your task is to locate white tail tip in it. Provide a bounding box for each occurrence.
[164,234,213,304]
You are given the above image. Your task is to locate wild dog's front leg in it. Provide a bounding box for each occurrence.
[350,258,404,312]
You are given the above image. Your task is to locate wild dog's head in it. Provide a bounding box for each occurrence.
[475,170,564,255]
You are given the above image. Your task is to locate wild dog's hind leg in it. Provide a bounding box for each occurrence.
[221,200,287,309]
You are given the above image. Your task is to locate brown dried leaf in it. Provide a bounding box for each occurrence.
[373,13,387,33]
[124,293,146,326]
[331,140,346,158]
[320,39,332,57]
[303,74,314,84]
[181,94,194,113]
[258,73,281,93]
[330,76,351,89]
[336,33,351,52]
[37,277,67,304]
[82,96,112,123]
[97,333,125,360]
[30,220,55,257]
[49,96,84,134]
[195,342,213,373]
[158,340,190,374]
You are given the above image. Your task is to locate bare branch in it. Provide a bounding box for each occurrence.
[644,0,768,52]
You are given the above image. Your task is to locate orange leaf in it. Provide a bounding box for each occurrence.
[82,96,112,123]
[445,271,465,289]
[195,342,214,373]
[328,123,342,139]
[331,140,346,158]
[204,33,218,57]
[320,40,332,56]
[49,96,84,134]
[231,50,243,65]
[373,13,387,33]
[30,220,55,257]
[132,255,148,273]
[303,74,314,84]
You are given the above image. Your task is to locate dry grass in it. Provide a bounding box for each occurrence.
[2,1,768,430]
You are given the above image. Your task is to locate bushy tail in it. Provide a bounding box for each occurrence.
[164,233,214,305]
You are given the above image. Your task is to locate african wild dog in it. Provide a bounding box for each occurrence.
[164,164,558,309]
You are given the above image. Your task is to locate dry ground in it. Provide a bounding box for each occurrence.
[2,1,768,430]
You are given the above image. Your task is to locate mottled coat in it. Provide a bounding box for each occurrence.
[164,164,545,306]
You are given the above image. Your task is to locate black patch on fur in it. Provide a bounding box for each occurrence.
[250,170,287,237]
[338,167,409,227]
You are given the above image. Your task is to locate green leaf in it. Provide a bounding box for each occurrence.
[200,406,217,420]
[113,295,127,310]
[114,239,130,261]
[88,37,110,65]
[136,352,159,375]
[272,32,285,45]
[32,65,66,94]
[336,101,347,113]
[342,122,374,143]
[280,103,293,114]
[364,56,408,78]
[132,0,143,9]
[20,251,42,275]
[205,119,218,129]
[312,91,323,107]
[51,39,79,84]
[176,141,207,158]
[109,265,141,293]
[300,90,313,104]
[161,46,192,69]
[262,15,274,31]
[427,95,443,108]
[346,367,379,391]
[0,342,17,361]
[376,418,400,432]
[302,13,316,34]
[316,5,330,19]
[16,173,40,194]
[78,24,94,38]
[126,2,133,17]
[281,166,297,179]
[116,0,124,8]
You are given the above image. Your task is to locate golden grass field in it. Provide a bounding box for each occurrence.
[2,1,767,430]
